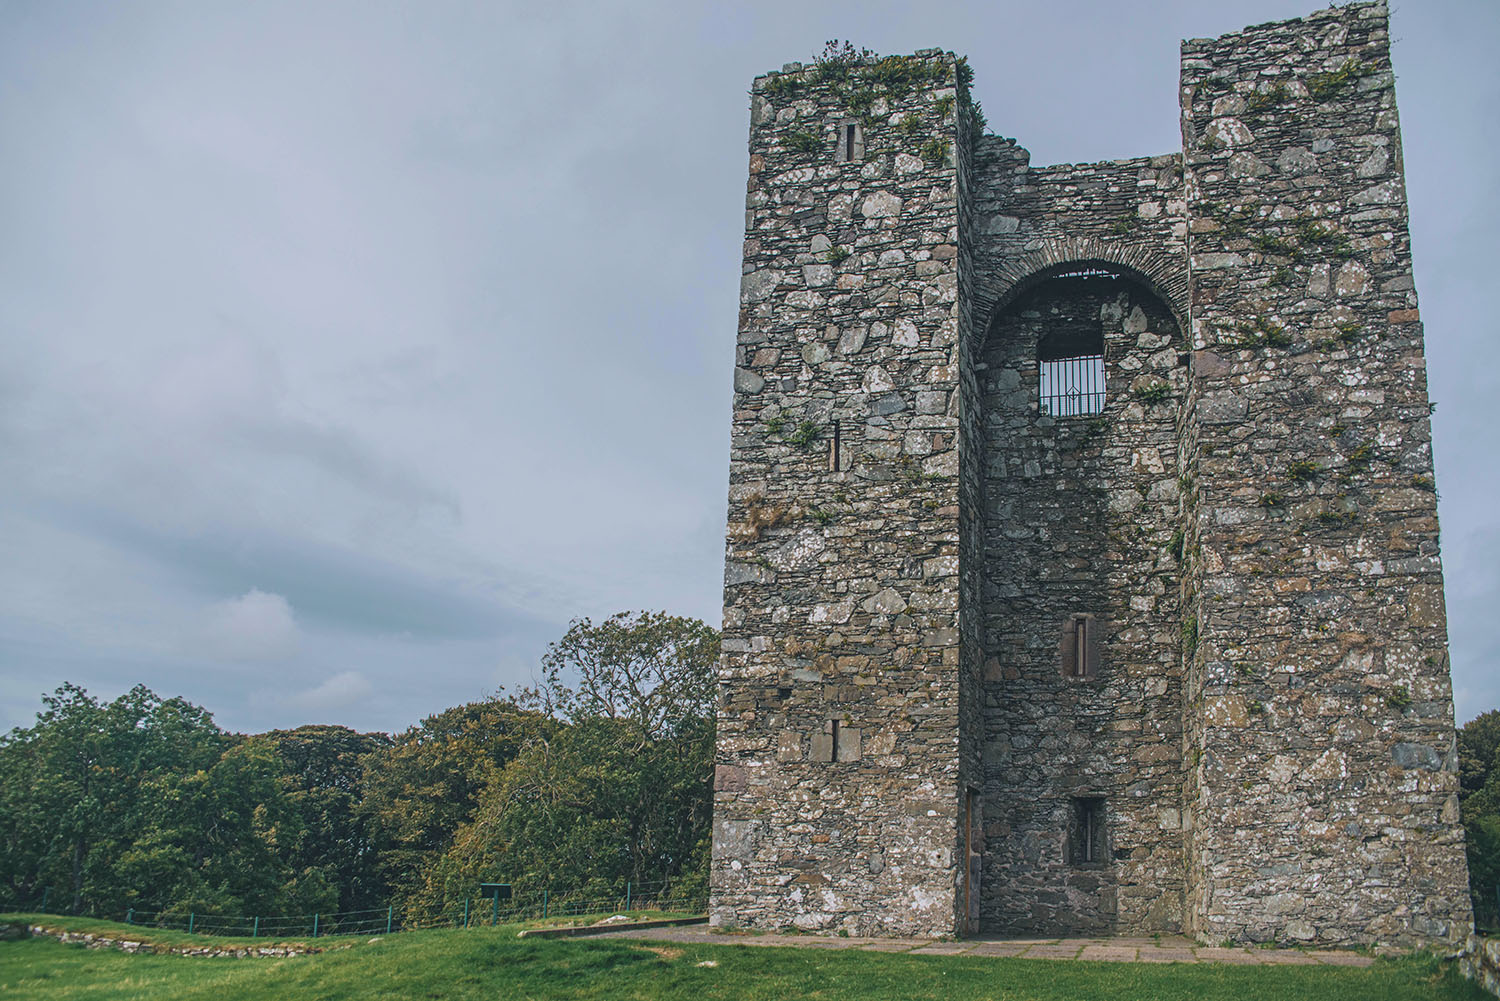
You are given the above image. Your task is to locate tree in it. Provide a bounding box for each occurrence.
[0,684,226,914]
[520,611,718,740]
[249,725,392,912]
[118,739,296,916]
[358,698,539,910]
[1461,710,1500,931]
[413,612,718,918]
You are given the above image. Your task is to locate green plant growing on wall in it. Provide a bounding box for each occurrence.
[1306,58,1368,100]
[1314,319,1365,352]
[1168,529,1185,563]
[899,112,922,137]
[1287,460,1321,483]
[784,130,820,154]
[1411,474,1436,493]
[863,54,949,97]
[1386,685,1412,710]
[814,40,875,83]
[1222,315,1291,350]
[1259,492,1284,508]
[826,246,851,264]
[844,87,878,120]
[1313,509,1360,528]
[763,75,802,101]
[1211,203,1257,239]
[808,507,835,526]
[1242,82,1290,114]
[933,95,954,121]
[919,137,949,166]
[955,57,987,133]
[1133,381,1170,404]
[1109,213,1138,236]
[1295,219,1356,259]
[1250,232,1302,260]
[1346,442,1375,474]
[764,415,786,435]
[787,421,821,449]
[1181,616,1199,660]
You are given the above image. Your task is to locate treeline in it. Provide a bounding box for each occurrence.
[0,612,717,922]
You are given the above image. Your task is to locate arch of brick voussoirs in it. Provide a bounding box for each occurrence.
[978,240,1190,350]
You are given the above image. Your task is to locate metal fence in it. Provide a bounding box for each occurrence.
[18,879,706,940]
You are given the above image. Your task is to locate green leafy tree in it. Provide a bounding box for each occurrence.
[117,740,296,917]
[1460,710,1500,930]
[413,612,718,918]
[0,684,225,914]
[249,725,392,912]
[358,698,539,911]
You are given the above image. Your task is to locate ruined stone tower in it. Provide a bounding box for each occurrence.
[711,3,1472,948]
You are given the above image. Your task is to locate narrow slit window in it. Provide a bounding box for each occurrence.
[1072,617,1088,677]
[1060,612,1099,679]
[835,121,862,163]
[1070,797,1106,866]
[829,419,841,471]
[1039,328,1105,416]
[829,719,841,762]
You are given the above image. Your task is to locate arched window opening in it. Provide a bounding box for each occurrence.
[1039,326,1105,417]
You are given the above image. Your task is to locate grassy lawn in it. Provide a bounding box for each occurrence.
[0,916,1488,1001]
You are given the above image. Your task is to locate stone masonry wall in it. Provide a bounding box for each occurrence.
[965,146,1192,935]
[979,277,1186,934]
[715,1,1472,948]
[1178,1,1472,947]
[710,51,970,937]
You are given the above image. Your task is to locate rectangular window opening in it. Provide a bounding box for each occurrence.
[844,124,857,161]
[1070,797,1106,866]
[829,419,841,471]
[830,719,841,762]
[1040,355,1106,416]
[1072,617,1088,678]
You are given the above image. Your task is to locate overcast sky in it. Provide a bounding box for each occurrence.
[1,0,1495,735]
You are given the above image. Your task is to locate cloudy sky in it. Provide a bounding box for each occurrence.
[1,0,1495,735]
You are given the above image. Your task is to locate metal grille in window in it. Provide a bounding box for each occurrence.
[1039,353,1105,416]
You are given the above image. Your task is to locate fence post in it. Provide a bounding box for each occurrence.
[253,916,259,938]
[188,912,195,935]
[312,913,319,938]
[40,887,50,912]
[386,906,392,935]
[125,908,133,925]
[462,898,469,929]
[626,882,631,912]
[542,890,548,920]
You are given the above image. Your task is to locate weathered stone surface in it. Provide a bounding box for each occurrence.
[714,1,1468,953]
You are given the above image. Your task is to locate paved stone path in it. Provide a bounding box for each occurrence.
[595,926,1374,967]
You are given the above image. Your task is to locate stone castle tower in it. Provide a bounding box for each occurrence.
[711,2,1472,948]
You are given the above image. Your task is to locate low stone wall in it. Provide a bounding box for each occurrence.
[1464,937,1500,997]
[22,923,340,958]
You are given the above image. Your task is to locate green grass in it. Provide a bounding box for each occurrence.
[0,916,1487,1001]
